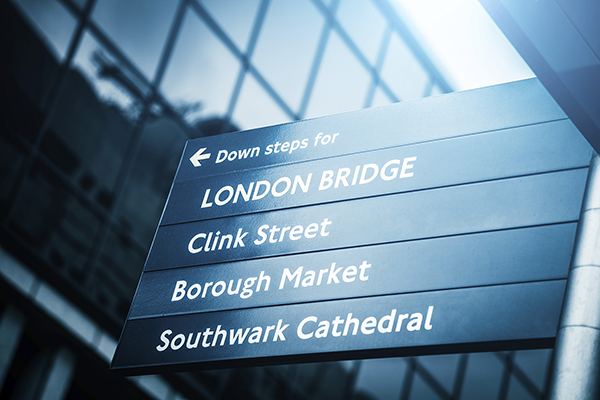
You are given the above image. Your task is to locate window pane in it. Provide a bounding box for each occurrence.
[461,353,504,399]
[409,372,444,400]
[91,0,179,79]
[12,0,77,61]
[380,32,429,101]
[336,0,387,65]
[40,31,139,204]
[232,73,292,130]
[419,354,461,395]
[115,116,187,249]
[90,229,145,322]
[371,86,394,107]
[513,349,551,391]
[305,31,371,118]
[252,0,324,112]
[161,11,240,123]
[2,1,63,143]
[9,159,101,285]
[0,135,26,205]
[354,358,405,399]
[200,0,261,52]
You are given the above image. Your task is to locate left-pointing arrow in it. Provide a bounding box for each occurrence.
[190,147,211,167]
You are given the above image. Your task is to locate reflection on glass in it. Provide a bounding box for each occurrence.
[200,0,261,52]
[419,354,461,394]
[116,115,187,249]
[380,32,429,101]
[461,353,504,399]
[72,32,148,114]
[305,31,370,118]
[161,11,240,123]
[232,72,292,130]
[40,31,138,204]
[9,159,101,285]
[91,0,179,80]
[336,0,387,65]
[408,372,442,399]
[252,0,324,113]
[354,358,405,399]
[91,228,146,321]
[12,0,77,61]
[514,349,551,391]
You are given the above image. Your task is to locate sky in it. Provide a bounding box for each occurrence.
[394,0,535,91]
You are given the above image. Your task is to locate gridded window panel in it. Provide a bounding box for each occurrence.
[41,37,139,206]
[460,353,504,399]
[252,0,325,113]
[431,83,445,96]
[8,159,102,284]
[90,228,146,322]
[506,375,537,400]
[11,0,77,62]
[513,349,552,392]
[232,73,292,130]
[200,0,262,52]
[304,31,371,119]
[2,1,62,144]
[380,32,429,101]
[354,358,405,400]
[409,371,445,400]
[160,11,240,123]
[91,0,179,80]
[71,31,149,116]
[370,86,395,107]
[114,116,187,250]
[336,0,387,66]
[418,354,462,395]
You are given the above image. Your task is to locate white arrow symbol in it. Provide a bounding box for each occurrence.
[190,147,211,167]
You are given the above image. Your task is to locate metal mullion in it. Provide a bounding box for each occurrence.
[247,64,299,120]
[188,0,244,60]
[86,24,153,94]
[189,0,297,121]
[414,360,452,400]
[297,0,340,119]
[311,0,398,105]
[364,24,393,108]
[226,0,271,119]
[370,0,453,93]
[451,354,469,400]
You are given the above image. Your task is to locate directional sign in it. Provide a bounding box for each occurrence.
[112,79,593,375]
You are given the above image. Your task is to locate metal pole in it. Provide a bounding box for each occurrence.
[547,152,600,399]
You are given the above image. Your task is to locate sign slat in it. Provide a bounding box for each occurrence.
[112,280,566,374]
[146,169,587,271]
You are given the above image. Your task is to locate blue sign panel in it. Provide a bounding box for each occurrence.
[112,79,592,374]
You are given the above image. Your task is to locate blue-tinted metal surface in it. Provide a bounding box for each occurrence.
[175,79,566,181]
[162,120,591,224]
[111,280,566,374]
[479,0,600,153]
[129,223,576,319]
[145,169,587,271]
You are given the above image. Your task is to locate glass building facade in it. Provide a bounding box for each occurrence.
[0,0,552,399]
